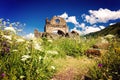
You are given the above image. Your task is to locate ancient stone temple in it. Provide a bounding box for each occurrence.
[34,16,79,38]
[44,16,69,34]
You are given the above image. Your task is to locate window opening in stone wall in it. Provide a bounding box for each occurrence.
[55,19,60,24]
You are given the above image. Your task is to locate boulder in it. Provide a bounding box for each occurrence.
[85,49,101,57]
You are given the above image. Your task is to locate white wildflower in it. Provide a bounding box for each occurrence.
[34,43,41,51]
[20,75,25,79]
[51,66,55,70]
[3,35,12,40]
[46,50,58,55]
[48,39,53,43]
[12,50,18,52]
[21,55,31,61]
[39,56,42,61]
[16,38,25,43]
[25,47,30,54]
[4,27,16,34]
[7,40,12,44]
[101,37,108,43]
[105,34,115,39]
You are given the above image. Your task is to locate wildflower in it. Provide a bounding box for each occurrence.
[7,40,12,44]
[16,38,25,43]
[114,72,118,74]
[51,66,55,70]
[1,73,5,77]
[101,37,108,43]
[4,26,16,34]
[34,43,41,51]
[25,47,30,54]
[108,76,112,80]
[48,39,53,43]
[98,63,102,68]
[3,35,12,40]
[2,41,7,47]
[12,49,18,52]
[39,56,42,61]
[1,47,10,56]
[105,34,115,39]
[20,75,25,79]
[6,47,10,53]
[46,50,58,55]
[36,69,39,74]
[21,55,31,61]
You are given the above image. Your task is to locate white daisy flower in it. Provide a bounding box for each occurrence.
[16,38,25,43]
[3,35,12,40]
[21,55,31,61]
[48,39,53,43]
[34,43,41,51]
[51,66,55,70]
[12,49,18,52]
[47,50,58,55]
[4,27,16,34]
[20,75,25,79]
[105,34,115,39]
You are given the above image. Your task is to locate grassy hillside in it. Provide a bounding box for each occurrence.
[87,22,120,37]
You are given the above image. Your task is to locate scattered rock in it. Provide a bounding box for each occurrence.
[85,49,101,57]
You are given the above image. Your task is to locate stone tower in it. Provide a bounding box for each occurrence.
[44,16,69,34]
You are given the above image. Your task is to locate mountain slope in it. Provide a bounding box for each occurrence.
[87,22,120,37]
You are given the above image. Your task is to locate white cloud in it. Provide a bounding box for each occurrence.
[80,23,85,28]
[83,26,101,34]
[23,33,35,40]
[58,12,106,35]
[70,25,102,35]
[66,16,78,24]
[76,24,105,34]
[83,8,120,24]
[59,12,68,19]
[58,12,79,25]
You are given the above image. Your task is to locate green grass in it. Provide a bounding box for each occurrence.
[0,30,120,80]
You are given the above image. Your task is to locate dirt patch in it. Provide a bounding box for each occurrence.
[52,56,95,80]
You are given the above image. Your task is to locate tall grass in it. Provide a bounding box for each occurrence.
[88,38,120,80]
[0,29,120,80]
[0,31,55,80]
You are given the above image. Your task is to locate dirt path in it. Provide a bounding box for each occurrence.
[52,56,96,80]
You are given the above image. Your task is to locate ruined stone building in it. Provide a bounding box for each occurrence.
[44,16,69,34]
[34,16,79,38]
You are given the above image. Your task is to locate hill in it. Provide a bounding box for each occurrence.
[86,22,120,37]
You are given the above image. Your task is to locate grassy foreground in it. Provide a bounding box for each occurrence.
[0,30,120,80]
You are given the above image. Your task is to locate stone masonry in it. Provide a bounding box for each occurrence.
[34,16,79,38]
[44,16,69,34]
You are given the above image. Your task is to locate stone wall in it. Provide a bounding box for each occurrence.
[44,16,69,34]
[34,16,79,38]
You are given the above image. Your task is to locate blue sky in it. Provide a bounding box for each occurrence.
[0,0,120,35]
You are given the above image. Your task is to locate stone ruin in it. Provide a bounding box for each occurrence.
[34,16,79,38]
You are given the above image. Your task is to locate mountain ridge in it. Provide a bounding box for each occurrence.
[86,22,120,37]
